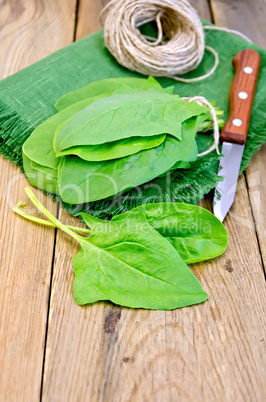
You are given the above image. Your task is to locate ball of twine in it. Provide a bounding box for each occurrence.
[100,0,215,82]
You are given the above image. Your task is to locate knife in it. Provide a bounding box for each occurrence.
[213,48,261,222]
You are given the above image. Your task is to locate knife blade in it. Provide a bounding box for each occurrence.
[213,48,261,222]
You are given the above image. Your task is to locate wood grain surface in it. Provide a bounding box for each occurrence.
[0,0,77,400]
[210,0,266,47]
[0,0,265,401]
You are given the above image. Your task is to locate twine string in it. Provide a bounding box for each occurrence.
[100,0,206,78]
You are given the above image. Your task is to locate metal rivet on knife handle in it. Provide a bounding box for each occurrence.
[220,49,261,145]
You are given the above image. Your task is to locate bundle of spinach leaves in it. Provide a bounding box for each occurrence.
[22,77,223,205]
[14,188,228,310]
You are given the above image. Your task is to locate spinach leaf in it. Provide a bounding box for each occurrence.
[22,76,215,208]
[53,91,208,153]
[112,203,228,264]
[31,160,58,178]
[56,134,166,161]
[23,83,172,169]
[54,76,174,111]
[75,210,208,309]
[18,188,208,310]
[23,96,107,170]
[23,153,59,194]
[57,132,200,204]
[57,112,210,204]
[167,161,191,170]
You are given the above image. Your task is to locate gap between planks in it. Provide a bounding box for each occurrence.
[39,0,81,398]
[73,0,81,41]
[40,205,60,401]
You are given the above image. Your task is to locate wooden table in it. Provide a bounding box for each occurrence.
[0,1,265,401]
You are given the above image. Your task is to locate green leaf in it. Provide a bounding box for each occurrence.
[56,134,166,161]
[112,203,228,264]
[57,131,201,204]
[53,91,208,153]
[31,160,58,178]
[22,77,213,208]
[17,188,208,310]
[23,81,172,168]
[57,112,210,204]
[22,152,59,194]
[76,209,208,309]
[167,161,191,170]
[23,96,106,170]
[54,76,174,111]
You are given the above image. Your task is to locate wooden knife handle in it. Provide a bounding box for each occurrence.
[220,48,261,145]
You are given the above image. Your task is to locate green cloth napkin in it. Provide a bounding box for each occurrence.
[0,23,265,218]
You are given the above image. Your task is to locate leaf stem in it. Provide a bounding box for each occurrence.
[13,202,92,234]
[198,118,224,132]
[17,188,90,244]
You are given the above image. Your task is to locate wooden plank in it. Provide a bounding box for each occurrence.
[189,0,212,20]
[75,0,110,39]
[0,0,77,400]
[245,144,266,267]
[0,0,77,79]
[0,162,57,401]
[75,0,211,40]
[210,0,266,46]
[210,0,266,272]
[41,211,107,401]
[42,1,266,401]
